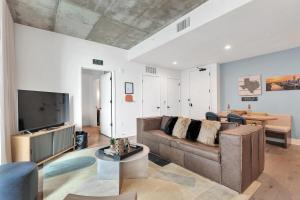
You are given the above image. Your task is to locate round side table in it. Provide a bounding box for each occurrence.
[95,144,150,195]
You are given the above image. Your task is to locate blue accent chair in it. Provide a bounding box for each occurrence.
[0,162,38,200]
[227,113,246,125]
[206,112,220,121]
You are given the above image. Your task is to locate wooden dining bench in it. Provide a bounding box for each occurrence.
[265,114,292,148]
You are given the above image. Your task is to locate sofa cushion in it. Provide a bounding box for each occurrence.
[184,152,221,183]
[186,120,202,141]
[197,120,221,146]
[142,130,176,146]
[171,139,220,162]
[160,116,171,131]
[265,125,291,133]
[164,117,178,135]
[172,117,191,138]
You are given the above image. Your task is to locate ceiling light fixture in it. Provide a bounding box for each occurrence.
[173,61,178,65]
[224,45,232,50]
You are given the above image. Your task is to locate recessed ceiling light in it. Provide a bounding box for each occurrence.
[173,61,178,65]
[224,45,232,50]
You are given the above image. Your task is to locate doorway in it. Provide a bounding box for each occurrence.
[142,75,161,117]
[188,68,211,119]
[166,78,181,116]
[81,68,113,147]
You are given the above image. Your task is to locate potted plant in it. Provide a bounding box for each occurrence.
[110,138,116,150]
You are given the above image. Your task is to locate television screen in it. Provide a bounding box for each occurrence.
[18,90,69,132]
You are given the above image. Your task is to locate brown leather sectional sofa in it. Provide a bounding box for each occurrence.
[137,117,265,193]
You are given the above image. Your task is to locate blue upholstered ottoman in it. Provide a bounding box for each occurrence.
[0,162,38,200]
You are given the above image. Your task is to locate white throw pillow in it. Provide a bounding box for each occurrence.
[172,117,191,138]
[197,120,221,146]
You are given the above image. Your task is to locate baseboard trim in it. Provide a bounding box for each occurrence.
[291,138,300,145]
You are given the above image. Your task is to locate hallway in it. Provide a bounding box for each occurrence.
[82,126,110,148]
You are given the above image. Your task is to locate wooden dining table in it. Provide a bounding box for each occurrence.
[218,112,278,159]
[218,111,278,131]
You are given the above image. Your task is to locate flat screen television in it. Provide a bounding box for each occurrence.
[18,90,70,132]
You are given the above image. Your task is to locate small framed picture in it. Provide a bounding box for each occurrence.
[125,82,134,94]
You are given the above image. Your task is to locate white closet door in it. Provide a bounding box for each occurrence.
[189,69,211,120]
[166,78,180,116]
[142,75,161,117]
[100,72,112,137]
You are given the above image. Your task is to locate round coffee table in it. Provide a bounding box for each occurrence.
[95,144,149,194]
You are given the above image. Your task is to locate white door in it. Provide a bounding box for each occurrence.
[100,72,112,137]
[188,69,211,120]
[166,78,180,116]
[142,75,161,117]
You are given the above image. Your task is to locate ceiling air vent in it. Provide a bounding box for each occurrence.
[177,17,190,32]
[145,66,157,74]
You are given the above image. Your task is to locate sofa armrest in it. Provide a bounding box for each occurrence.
[137,117,162,143]
[220,125,264,192]
[220,122,239,131]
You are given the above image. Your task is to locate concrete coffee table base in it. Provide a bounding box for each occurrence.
[96,144,149,195]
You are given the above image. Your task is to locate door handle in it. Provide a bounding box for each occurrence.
[167,106,171,109]
[156,107,160,109]
[189,103,193,107]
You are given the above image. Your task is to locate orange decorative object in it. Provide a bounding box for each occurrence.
[125,95,133,102]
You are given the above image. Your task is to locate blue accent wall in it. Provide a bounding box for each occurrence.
[221,47,300,138]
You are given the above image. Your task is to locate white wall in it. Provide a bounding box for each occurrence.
[119,67,180,136]
[180,64,220,117]
[14,24,180,137]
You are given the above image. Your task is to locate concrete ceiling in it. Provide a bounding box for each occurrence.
[130,0,300,69]
[7,0,208,49]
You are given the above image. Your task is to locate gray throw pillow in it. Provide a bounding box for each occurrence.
[160,116,171,130]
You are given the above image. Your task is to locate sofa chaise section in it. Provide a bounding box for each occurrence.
[220,125,265,192]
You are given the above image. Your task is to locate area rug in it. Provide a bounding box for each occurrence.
[41,147,260,200]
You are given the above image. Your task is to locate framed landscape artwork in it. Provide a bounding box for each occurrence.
[266,74,300,91]
[238,75,262,96]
